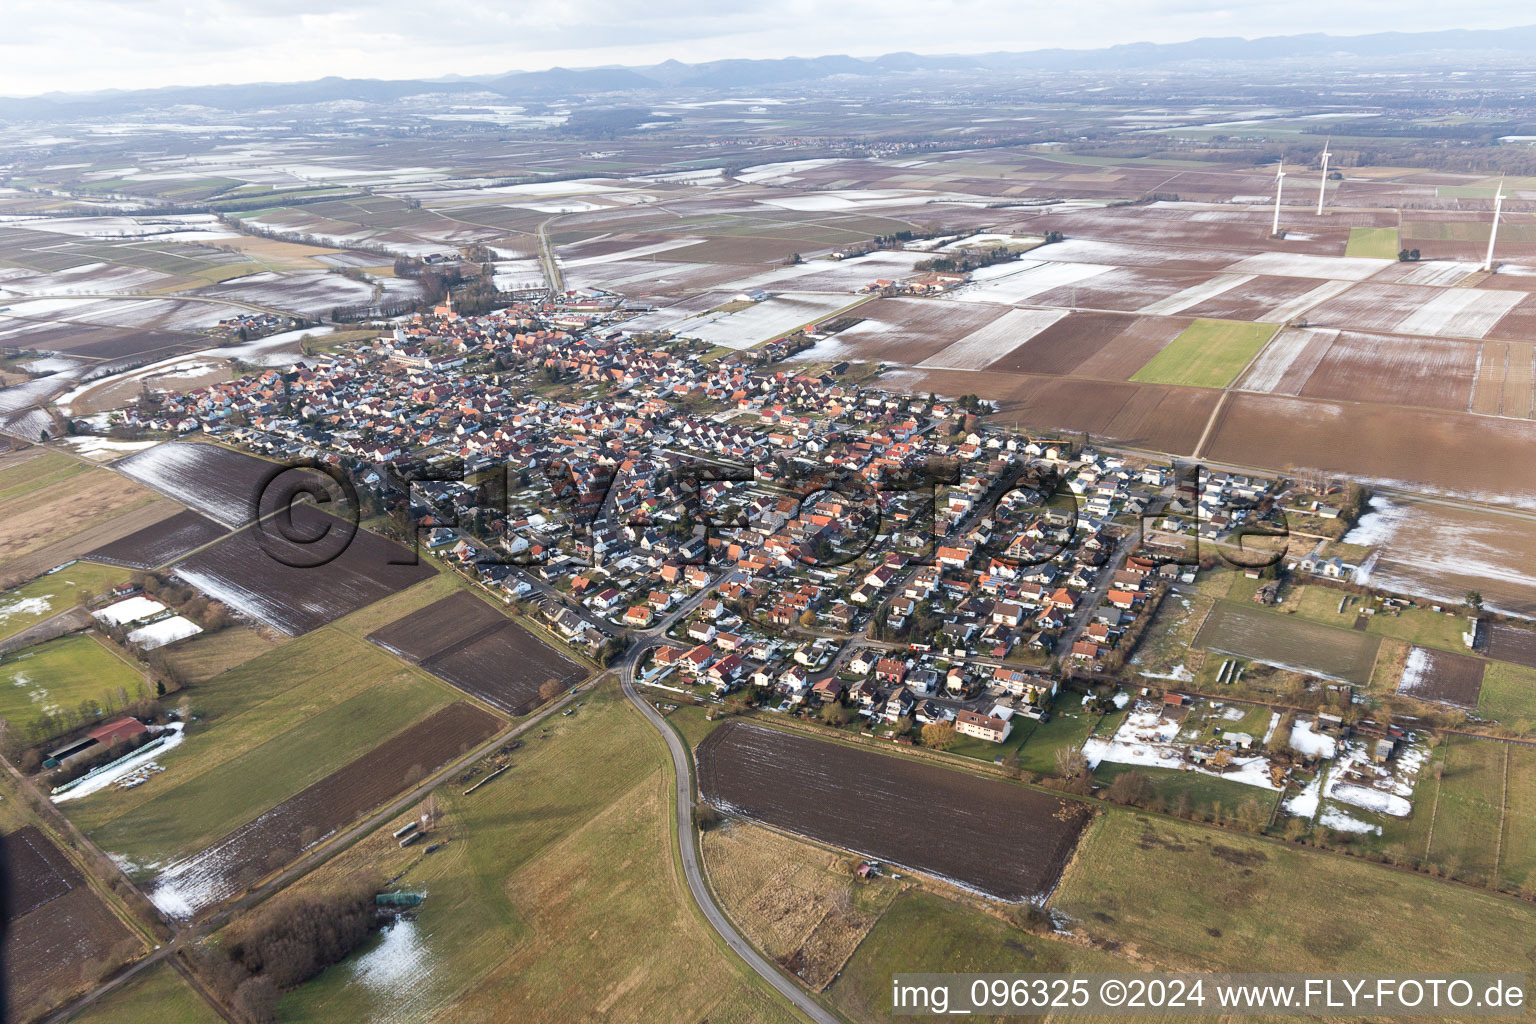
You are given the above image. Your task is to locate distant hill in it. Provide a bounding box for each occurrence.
[4,25,1536,117]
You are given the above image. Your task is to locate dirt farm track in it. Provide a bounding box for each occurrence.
[696,721,1092,901]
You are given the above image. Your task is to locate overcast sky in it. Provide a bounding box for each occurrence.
[4,1,1533,97]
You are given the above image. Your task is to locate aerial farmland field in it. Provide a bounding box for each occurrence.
[1,824,140,1022]
[697,721,1092,901]
[1396,645,1485,708]
[1195,599,1381,684]
[0,634,146,739]
[113,441,276,528]
[1129,318,1277,388]
[368,590,585,714]
[146,701,501,918]
[1052,812,1536,975]
[171,505,434,635]
[1345,226,1400,259]
[85,509,228,569]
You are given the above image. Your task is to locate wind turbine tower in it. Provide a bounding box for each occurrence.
[1483,178,1506,273]
[1316,140,1331,215]
[1271,159,1286,237]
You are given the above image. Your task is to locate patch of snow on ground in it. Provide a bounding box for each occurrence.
[1288,718,1338,759]
[1397,646,1434,698]
[1324,741,1412,816]
[1284,773,1322,817]
[1320,805,1380,834]
[64,436,161,460]
[353,918,431,995]
[1082,702,1281,791]
[0,595,51,623]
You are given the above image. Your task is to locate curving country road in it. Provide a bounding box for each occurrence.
[620,645,841,1024]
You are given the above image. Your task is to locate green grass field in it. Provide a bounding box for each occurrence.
[159,626,275,683]
[1014,701,1101,774]
[1130,319,1278,389]
[67,629,461,871]
[0,634,147,739]
[828,890,1137,1024]
[0,561,128,642]
[1499,743,1536,890]
[1426,735,1506,885]
[272,680,800,1024]
[1053,812,1536,974]
[1478,660,1536,723]
[1344,226,1400,259]
[64,963,219,1024]
[0,450,88,501]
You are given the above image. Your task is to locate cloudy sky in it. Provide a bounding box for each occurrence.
[4,1,1533,97]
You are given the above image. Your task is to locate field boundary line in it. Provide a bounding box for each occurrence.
[1424,736,1448,860]
[1494,742,1511,882]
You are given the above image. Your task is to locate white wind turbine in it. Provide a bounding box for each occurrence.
[1316,139,1331,216]
[1271,158,1286,236]
[1483,177,1506,273]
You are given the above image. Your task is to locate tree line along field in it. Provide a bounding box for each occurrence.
[264,681,803,1024]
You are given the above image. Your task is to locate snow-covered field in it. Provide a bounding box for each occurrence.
[0,594,52,626]
[0,261,173,297]
[917,307,1067,370]
[1239,327,1337,394]
[203,271,375,318]
[1393,288,1523,339]
[1346,495,1536,617]
[1137,273,1256,316]
[113,442,255,526]
[558,238,703,268]
[1259,280,1354,322]
[1226,252,1390,281]
[951,260,1114,305]
[664,292,853,350]
[1396,646,1435,701]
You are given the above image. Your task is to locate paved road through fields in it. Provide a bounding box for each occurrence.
[620,644,841,1024]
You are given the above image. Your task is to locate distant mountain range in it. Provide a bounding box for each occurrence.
[6,24,1536,119]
